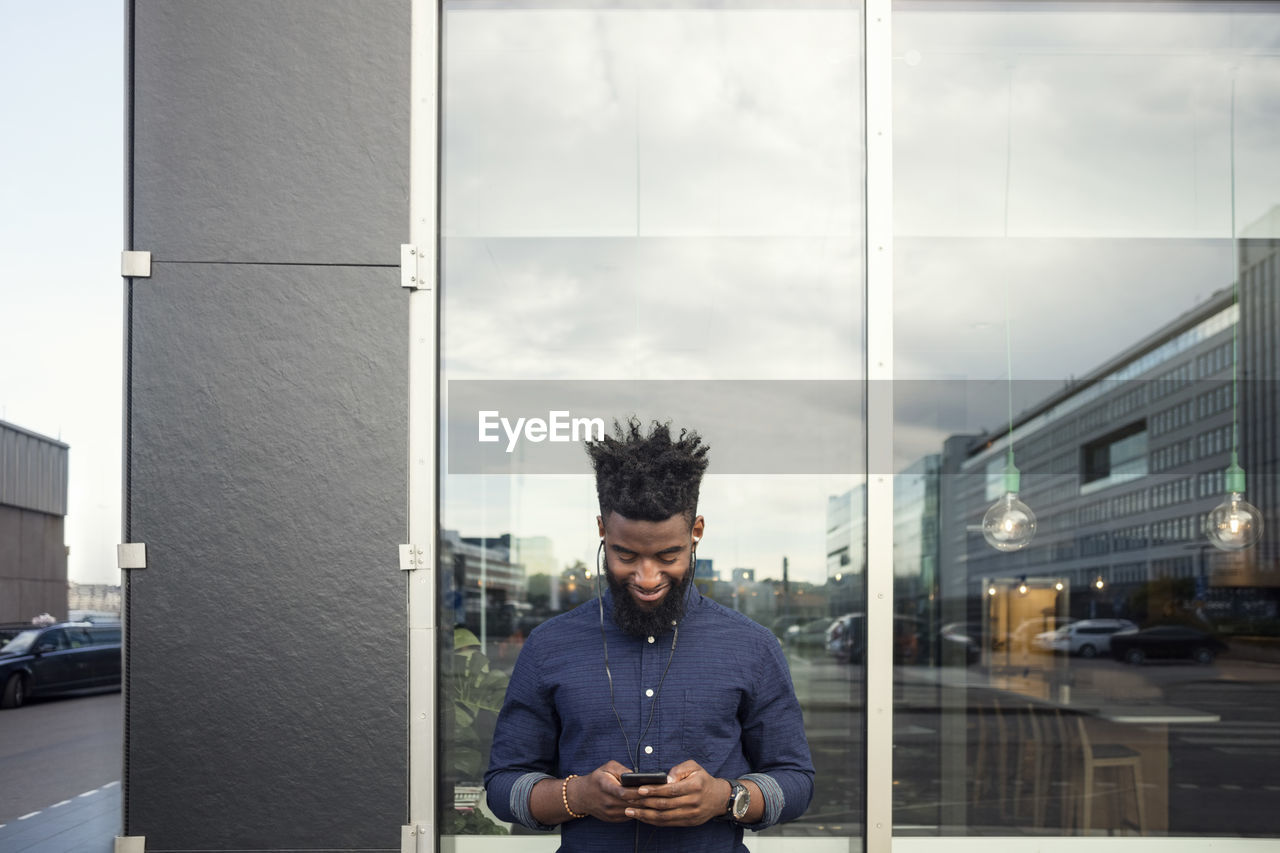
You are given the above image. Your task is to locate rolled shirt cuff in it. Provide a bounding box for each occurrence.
[510,771,556,831]
[739,772,785,830]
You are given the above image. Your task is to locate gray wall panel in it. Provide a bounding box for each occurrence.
[132,0,409,264]
[16,580,65,623]
[0,422,69,516]
[0,506,67,622]
[42,515,61,581]
[0,507,18,574]
[126,263,406,850]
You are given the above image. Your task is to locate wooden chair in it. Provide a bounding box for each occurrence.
[971,695,1010,820]
[1011,702,1047,827]
[1043,707,1074,831]
[1067,714,1147,835]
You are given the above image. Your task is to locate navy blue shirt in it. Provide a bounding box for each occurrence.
[485,589,814,852]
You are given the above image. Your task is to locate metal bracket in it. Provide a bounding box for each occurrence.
[121,251,152,278]
[400,244,427,290]
[114,837,146,853]
[117,543,148,570]
[399,543,431,572]
[401,824,428,853]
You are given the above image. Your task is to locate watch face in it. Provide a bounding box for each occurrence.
[731,783,750,820]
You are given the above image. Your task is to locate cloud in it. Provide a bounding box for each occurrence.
[442,236,861,381]
[443,7,860,239]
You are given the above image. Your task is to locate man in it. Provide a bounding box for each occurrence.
[485,419,814,852]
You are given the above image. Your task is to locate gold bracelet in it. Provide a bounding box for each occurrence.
[562,774,587,819]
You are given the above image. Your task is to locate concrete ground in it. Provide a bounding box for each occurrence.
[0,781,119,853]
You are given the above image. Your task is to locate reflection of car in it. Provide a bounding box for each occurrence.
[1032,618,1136,658]
[1109,625,1228,665]
[939,622,982,666]
[784,618,836,656]
[1007,617,1077,651]
[827,613,936,665]
[826,613,861,661]
[0,622,122,709]
[770,614,809,639]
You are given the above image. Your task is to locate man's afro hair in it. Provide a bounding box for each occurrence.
[586,418,710,525]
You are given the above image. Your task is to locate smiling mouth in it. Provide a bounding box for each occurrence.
[629,583,670,603]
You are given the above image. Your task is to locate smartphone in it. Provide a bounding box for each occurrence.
[620,772,668,788]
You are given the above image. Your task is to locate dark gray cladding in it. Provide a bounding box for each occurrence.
[132,0,410,264]
[127,263,407,848]
[127,1,410,848]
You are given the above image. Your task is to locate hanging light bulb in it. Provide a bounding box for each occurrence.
[1206,77,1264,554]
[984,493,1037,551]
[1206,455,1264,551]
[983,451,1037,551]
[982,77,1037,555]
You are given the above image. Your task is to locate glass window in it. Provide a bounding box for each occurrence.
[440,0,865,845]
[1,629,39,656]
[36,628,69,652]
[1082,424,1149,494]
[894,0,1280,839]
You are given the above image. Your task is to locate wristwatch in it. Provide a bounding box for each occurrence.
[725,779,750,822]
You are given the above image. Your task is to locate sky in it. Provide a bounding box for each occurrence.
[2,3,1274,589]
[2,3,124,585]
[436,5,1275,586]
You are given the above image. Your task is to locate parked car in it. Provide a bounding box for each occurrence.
[769,614,810,640]
[827,613,936,665]
[0,622,122,709]
[1007,616,1077,652]
[784,618,836,656]
[1109,624,1228,665]
[938,622,983,666]
[1032,618,1137,658]
[826,613,861,661]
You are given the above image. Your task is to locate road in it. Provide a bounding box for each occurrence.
[781,649,1280,838]
[1150,660,1280,835]
[0,691,121,850]
[2,659,1274,843]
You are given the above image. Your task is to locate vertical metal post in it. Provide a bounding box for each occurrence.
[864,0,895,850]
[121,0,138,837]
[407,0,441,847]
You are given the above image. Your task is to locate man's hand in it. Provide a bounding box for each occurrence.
[567,760,648,823]
[622,760,729,827]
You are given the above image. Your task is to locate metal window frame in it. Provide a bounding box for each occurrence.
[404,0,892,840]
[865,0,895,850]
[406,0,442,848]
[405,1,1278,851]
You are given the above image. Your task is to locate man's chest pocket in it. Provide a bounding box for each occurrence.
[680,688,742,769]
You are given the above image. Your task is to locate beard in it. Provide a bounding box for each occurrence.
[606,563,694,638]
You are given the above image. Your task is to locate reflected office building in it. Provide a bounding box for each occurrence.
[441,530,527,641]
[826,484,866,617]
[890,215,1280,836]
[929,221,1280,638]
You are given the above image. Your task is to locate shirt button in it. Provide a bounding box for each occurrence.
[647,636,655,644]
[644,746,654,754]
[645,688,654,697]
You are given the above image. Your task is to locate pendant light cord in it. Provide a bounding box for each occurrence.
[1229,71,1240,465]
[1003,66,1016,469]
